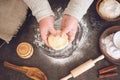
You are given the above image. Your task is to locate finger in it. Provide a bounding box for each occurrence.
[69,36,75,44]
[67,32,76,44]
[44,39,49,46]
[49,27,57,36]
[61,27,70,37]
[40,32,49,46]
[68,34,75,44]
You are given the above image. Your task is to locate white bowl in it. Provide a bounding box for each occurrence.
[113,31,120,48]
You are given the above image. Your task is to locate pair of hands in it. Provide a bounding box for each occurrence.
[39,14,78,46]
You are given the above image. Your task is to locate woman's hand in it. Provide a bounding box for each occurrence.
[39,16,56,46]
[61,14,78,43]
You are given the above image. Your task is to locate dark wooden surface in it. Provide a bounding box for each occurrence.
[0,0,120,80]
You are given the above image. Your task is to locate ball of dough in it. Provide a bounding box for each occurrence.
[48,30,68,50]
[99,0,120,19]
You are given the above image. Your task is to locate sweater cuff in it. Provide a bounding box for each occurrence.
[64,0,94,21]
[35,9,54,22]
[23,0,54,22]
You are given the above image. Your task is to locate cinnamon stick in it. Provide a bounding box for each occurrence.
[99,72,118,79]
[99,65,117,74]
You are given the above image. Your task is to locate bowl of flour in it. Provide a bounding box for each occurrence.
[96,0,120,21]
[100,26,120,65]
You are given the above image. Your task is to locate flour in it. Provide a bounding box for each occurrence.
[102,33,120,59]
[33,19,89,64]
[33,7,89,64]
[33,19,83,58]
[99,0,120,19]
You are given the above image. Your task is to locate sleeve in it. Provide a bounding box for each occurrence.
[23,0,54,22]
[64,0,94,21]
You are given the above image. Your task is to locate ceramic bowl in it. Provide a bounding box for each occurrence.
[96,0,120,21]
[113,31,120,48]
[99,26,120,65]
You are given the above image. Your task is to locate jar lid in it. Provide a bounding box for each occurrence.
[16,42,33,59]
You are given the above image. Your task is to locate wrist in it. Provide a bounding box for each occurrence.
[39,16,54,26]
[64,14,78,23]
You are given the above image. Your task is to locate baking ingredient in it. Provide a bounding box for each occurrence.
[102,33,120,59]
[48,30,68,50]
[98,65,118,79]
[99,0,120,19]
[99,65,117,74]
[99,72,118,79]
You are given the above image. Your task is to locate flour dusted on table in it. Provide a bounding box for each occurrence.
[102,33,120,59]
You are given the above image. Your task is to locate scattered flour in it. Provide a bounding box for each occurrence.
[102,33,120,59]
[33,7,89,64]
[33,18,83,58]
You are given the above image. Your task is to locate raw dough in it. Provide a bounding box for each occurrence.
[99,0,120,19]
[48,30,68,50]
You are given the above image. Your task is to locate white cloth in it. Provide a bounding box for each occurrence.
[23,0,94,22]
[0,0,28,43]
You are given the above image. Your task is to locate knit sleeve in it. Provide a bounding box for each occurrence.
[64,0,94,21]
[23,0,54,22]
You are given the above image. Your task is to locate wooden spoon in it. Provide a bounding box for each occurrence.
[3,61,47,80]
